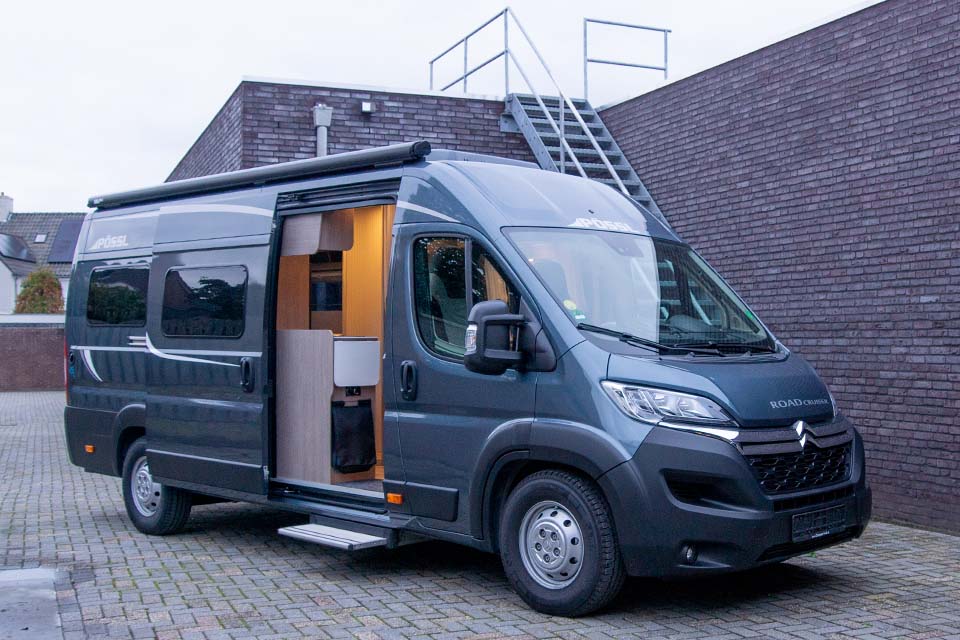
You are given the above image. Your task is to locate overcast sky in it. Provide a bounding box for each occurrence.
[1,0,882,212]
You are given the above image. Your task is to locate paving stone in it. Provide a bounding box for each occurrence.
[1,392,959,638]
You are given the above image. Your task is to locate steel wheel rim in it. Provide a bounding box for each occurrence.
[518,500,584,589]
[131,456,162,517]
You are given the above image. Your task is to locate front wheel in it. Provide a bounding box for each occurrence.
[498,470,625,616]
[121,438,192,535]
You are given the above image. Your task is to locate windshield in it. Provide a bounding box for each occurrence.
[506,228,775,353]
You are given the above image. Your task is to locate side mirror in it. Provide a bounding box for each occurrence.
[464,300,525,375]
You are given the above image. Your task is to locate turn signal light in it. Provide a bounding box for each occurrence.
[386,493,403,505]
[84,444,95,453]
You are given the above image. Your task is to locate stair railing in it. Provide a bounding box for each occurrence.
[583,18,670,103]
[428,7,630,197]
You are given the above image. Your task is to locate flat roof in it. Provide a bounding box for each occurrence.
[241,75,504,102]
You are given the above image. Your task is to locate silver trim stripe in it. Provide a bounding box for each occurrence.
[78,349,103,382]
[72,337,261,370]
[144,334,239,368]
[397,200,458,223]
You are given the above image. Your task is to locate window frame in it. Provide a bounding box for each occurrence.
[160,264,249,340]
[410,232,522,363]
[85,265,150,328]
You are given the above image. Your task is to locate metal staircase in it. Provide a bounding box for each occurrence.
[428,7,668,225]
[503,94,658,210]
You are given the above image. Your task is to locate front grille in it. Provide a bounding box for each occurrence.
[746,442,851,494]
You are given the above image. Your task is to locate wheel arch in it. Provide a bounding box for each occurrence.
[470,418,636,549]
[112,403,146,475]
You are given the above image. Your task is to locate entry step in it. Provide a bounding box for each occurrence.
[278,523,387,550]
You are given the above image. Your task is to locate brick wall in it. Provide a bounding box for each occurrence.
[168,85,244,181]
[168,81,535,181]
[600,0,960,532]
[0,326,64,391]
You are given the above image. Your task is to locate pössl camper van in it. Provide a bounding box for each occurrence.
[64,142,871,616]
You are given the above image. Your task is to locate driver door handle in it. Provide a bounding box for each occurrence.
[400,360,418,401]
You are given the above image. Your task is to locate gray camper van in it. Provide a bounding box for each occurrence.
[65,141,871,616]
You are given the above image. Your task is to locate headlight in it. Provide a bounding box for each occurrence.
[601,381,739,441]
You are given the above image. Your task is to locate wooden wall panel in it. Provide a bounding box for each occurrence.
[341,205,394,478]
[276,255,310,330]
[276,330,334,484]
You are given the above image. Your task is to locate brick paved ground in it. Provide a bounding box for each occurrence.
[1,392,958,639]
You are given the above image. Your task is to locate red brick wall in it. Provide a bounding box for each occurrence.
[167,85,244,181]
[0,326,64,391]
[600,0,960,532]
[167,82,535,181]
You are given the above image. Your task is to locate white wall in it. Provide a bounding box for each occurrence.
[0,265,15,314]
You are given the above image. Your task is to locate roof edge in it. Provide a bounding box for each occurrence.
[240,75,504,102]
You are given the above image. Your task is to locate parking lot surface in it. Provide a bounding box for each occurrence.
[1,392,959,639]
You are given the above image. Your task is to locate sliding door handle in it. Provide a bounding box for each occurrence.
[240,357,255,393]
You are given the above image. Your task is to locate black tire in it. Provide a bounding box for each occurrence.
[498,469,625,617]
[121,438,191,535]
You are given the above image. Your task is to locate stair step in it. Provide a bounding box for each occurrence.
[278,523,387,550]
[563,162,634,174]
[539,131,612,144]
[595,175,641,184]
[547,146,622,160]
[521,104,598,120]
[529,117,606,131]
[514,94,590,109]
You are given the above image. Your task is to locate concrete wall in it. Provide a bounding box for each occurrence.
[168,81,535,181]
[0,324,64,390]
[600,0,960,532]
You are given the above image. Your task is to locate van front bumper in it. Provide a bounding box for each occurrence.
[598,418,871,577]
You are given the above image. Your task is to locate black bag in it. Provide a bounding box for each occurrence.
[331,400,376,473]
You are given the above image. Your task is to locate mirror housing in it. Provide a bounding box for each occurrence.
[464,300,525,375]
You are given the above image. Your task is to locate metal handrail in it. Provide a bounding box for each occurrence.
[428,7,631,197]
[583,18,670,102]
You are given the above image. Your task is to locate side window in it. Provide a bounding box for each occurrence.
[161,266,247,338]
[472,246,520,313]
[413,237,520,360]
[413,238,467,358]
[87,267,148,326]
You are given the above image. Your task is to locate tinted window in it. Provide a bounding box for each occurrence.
[414,237,467,358]
[87,267,148,326]
[162,266,247,338]
[413,238,520,359]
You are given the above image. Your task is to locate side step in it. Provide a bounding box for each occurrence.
[278,523,387,550]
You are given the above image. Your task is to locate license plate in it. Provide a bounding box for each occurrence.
[792,504,847,543]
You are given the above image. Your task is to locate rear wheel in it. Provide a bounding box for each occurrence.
[121,438,191,535]
[498,469,625,616]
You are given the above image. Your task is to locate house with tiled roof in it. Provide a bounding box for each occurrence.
[0,193,85,313]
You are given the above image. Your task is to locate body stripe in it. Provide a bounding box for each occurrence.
[397,200,458,223]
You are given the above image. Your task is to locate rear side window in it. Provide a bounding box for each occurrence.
[87,267,148,326]
[162,266,247,338]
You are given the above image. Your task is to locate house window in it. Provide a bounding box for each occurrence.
[162,266,247,338]
[34,234,47,243]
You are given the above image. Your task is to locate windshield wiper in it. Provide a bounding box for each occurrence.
[674,340,778,354]
[577,323,724,356]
